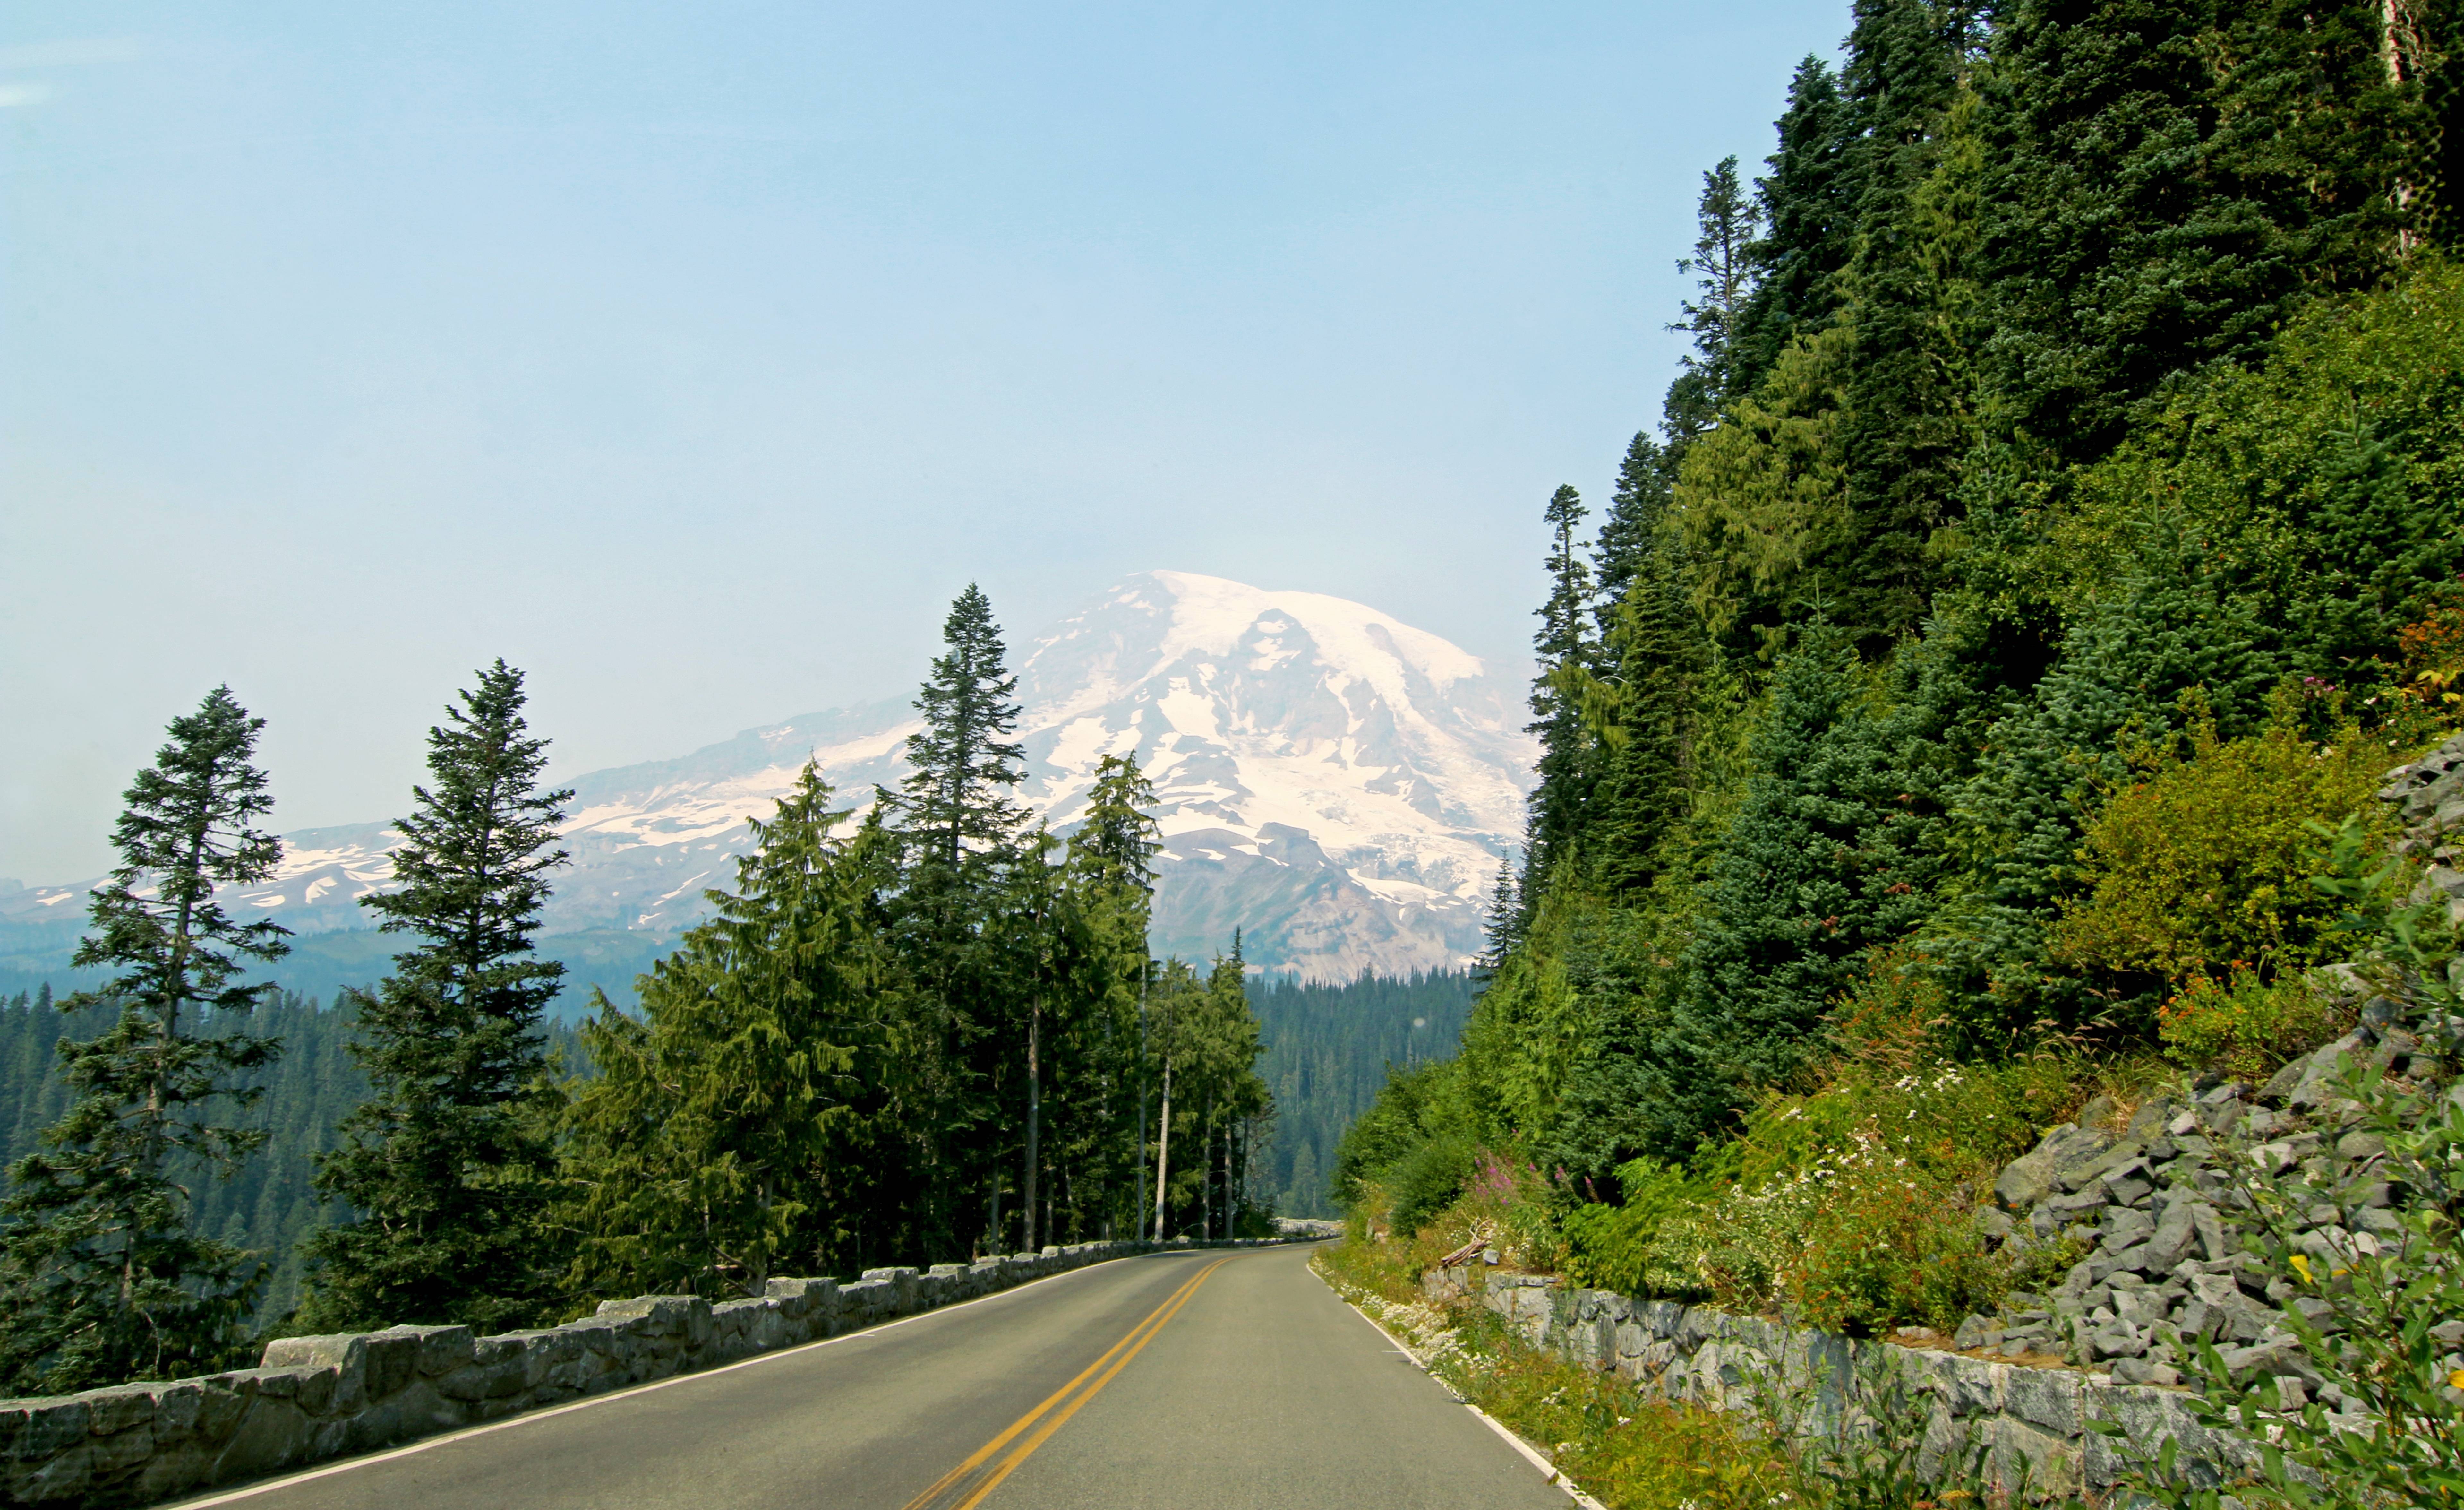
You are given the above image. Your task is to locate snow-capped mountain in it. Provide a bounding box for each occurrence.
[4,573,1536,980]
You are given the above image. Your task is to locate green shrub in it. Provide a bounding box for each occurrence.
[1708,1056,2073,1193]
[2053,705,2389,992]
[1384,1133,1477,1238]
[1593,1051,2083,1329]
[1561,1157,1710,1294]
[1330,1056,1479,1225]
[1776,1158,2013,1333]
[2154,968,2346,1082]
[1649,1126,2014,1332]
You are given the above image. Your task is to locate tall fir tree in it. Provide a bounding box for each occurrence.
[1476,857,1521,977]
[894,584,1030,876]
[1069,755,1162,894]
[1062,754,1161,1241]
[1584,476,1711,898]
[1521,485,1599,921]
[1195,935,1267,1238]
[1006,823,1073,1253]
[1592,433,1674,609]
[1661,158,1766,458]
[1641,622,1946,1152]
[300,661,572,1333]
[1731,56,1863,398]
[562,765,903,1297]
[0,688,287,1393]
[884,584,1032,1256]
[1832,0,1986,647]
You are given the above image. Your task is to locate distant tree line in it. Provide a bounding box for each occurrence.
[1245,971,1476,1218]
[0,586,1270,1396]
[0,990,590,1324]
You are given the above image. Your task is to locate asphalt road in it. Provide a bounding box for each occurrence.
[171,1244,1570,1510]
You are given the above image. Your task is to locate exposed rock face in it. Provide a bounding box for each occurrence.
[2384,729,2464,926]
[0,1237,1297,1508]
[1968,1063,2421,1393]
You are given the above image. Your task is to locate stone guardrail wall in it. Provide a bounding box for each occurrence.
[2,1235,1303,1509]
[1425,1265,2283,1497]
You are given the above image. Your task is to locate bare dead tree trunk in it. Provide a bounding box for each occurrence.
[1152,1055,1172,1241]
[1023,1002,1040,1252]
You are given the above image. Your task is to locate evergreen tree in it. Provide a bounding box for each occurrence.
[1929,519,2287,1033]
[1661,158,1766,457]
[1477,857,1521,976]
[1070,756,1163,892]
[300,661,573,1333]
[1973,0,2449,483]
[893,584,1029,875]
[1642,622,1946,1152]
[1195,936,1268,1237]
[1006,823,1073,1253]
[562,766,901,1298]
[1671,318,1857,654]
[1521,485,1599,916]
[0,688,287,1393]
[1592,433,1673,610]
[1144,960,1201,1239]
[1732,56,1862,398]
[1585,482,1711,898]
[1832,0,1985,646]
[884,584,1032,1256]
[1064,755,1160,1242]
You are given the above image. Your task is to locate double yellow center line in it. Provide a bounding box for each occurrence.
[901,1257,1229,1510]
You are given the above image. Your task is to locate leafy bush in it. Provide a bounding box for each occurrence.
[1560,1048,2081,1330]
[1330,1057,1476,1223]
[2390,580,2464,736]
[1561,953,2093,1329]
[2053,703,2389,993]
[2154,968,2346,1082]
[1782,1159,2048,1335]
[1561,1157,1708,1295]
[1383,1133,1478,1238]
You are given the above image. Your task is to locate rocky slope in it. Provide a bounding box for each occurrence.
[1958,731,2464,1396]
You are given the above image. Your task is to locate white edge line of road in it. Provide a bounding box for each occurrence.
[161,1248,1222,1510]
[1313,1267,1611,1510]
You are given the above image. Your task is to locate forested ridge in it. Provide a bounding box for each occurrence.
[1337,0,2464,1333]
[1248,970,1477,1218]
[0,593,1273,1397]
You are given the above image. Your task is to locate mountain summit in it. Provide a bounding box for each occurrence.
[1017,572,1533,974]
[8,573,1536,980]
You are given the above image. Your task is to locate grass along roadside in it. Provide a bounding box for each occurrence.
[1312,1242,1804,1510]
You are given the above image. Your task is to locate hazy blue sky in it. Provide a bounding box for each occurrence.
[4,1,1848,882]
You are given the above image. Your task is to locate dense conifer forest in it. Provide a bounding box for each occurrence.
[1337,0,2464,1332]
[1247,970,1478,1217]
